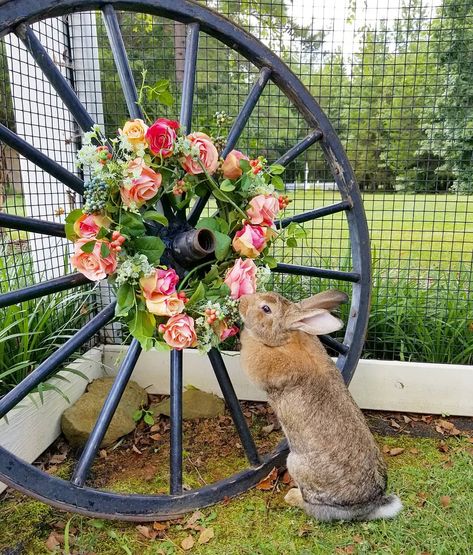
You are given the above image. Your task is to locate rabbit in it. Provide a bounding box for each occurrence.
[239,290,402,522]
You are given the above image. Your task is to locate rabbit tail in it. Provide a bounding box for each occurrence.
[302,493,402,522]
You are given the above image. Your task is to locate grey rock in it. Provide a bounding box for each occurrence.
[61,377,148,448]
[151,388,225,420]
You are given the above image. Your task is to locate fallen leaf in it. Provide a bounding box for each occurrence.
[181,535,195,550]
[132,444,142,455]
[49,453,67,465]
[298,524,312,537]
[136,525,157,539]
[387,447,405,457]
[435,426,445,435]
[186,511,203,527]
[409,448,420,455]
[281,470,293,484]
[261,424,275,435]
[382,445,391,454]
[417,492,427,507]
[390,419,401,429]
[256,467,278,490]
[150,424,160,433]
[438,441,449,453]
[153,521,168,531]
[150,433,162,441]
[353,534,363,543]
[336,546,355,554]
[99,450,108,459]
[46,465,58,474]
[437,419,455,431]
[45,532,61,551]
[440,495,451,507]
[402,415,412,424]
[450,427,461,436]
[467,437,473,444]
[198,527,215,544]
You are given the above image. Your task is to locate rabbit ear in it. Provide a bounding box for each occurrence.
[298,290,348,311]
[287,308,345,336]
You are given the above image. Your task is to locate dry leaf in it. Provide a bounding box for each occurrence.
[336,546,355,554]
[45,532,61,551]
[99,450,108,459]
[136,525,157,539]
[298,524,312,537]
[150,433,162,441]
[450,427,461,436]
[150,424,160,433]
[132,444,142,455]
[186,511,204,527]
[387,447,405,456]
[256,467,278,490]
[49,453,67,465]
[153,521,168,531]
[409,448,420,455]
[181,535,195,550]
[261,424,275,435]
[438,441,449,453]
[440,495,451,507]
[417,492,427,507]
[198,527,215,544]
[353,534,363,543]
[437,419,454,431]
[402,415,412,424]
[281,470,293,485]
[390,419,401,429]
[467,438,473,444]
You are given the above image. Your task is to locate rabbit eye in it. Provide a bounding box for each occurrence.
[261,305,271,314]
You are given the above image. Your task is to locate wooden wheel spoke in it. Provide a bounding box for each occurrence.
[169,349,183,494]
[0,212,65,237]
[15,24,95,131]
[0,123,84,194]
[274,129,323,167]
[71,339,142,487]
[319,335,349,355]
[179,23,200,134]
[276,200,352,229]
[272,263,360,283]
[187,66,272,226]
[0,303,116,419]
[208,349,260,466]
[0,273,91,309]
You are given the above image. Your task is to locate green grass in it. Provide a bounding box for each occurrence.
[0,436,471,554]
[286,191,473,270]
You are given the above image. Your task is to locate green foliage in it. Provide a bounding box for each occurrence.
[0,254,97,396]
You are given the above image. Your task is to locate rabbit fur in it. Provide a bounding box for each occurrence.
[239,290,402,522]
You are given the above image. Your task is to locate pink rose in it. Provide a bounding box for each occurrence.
[145,118,179,158]
[73,213,111,239]
[180,132,219,175]
[232,223,268,258]
[246,194,280,226]
[221,150,248,180]
[159,314,198,350]
[140,268,179,301]
[218,322,240,341]
[70,239,117,281]
[146,294,184,317]
[224,258,257,299]
[121,158,162,208]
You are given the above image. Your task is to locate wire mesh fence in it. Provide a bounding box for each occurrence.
[0,0,472,365]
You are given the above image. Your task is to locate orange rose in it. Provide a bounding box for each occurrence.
[159,314,198,350]
[120,119,148,149]
[121,158,162,208]
[221,150,248,179]
[146,294,184,317]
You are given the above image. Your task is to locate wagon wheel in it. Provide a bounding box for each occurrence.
[0,0,371,521]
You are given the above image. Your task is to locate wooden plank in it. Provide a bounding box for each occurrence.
[103,346,473,417]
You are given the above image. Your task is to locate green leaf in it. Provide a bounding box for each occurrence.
[262,256,278,269]
[215,217,229,235]
[212,188,231,202]
[157,91,174,106]
[120,212,145,237]
[220,179,236,192]
[195,182,209,197]
[271,175,285,191]
[100,242,110,258]
[269,164,285,175]
[129,309,156,344]
[203,265,219,284]
[96,226,109,240]
[186,282,206,308]
[65,222,77,241]
[65,208,83,223]
[134,236,165,265]
[80,240,96,254]
[195,217,219,232]
[132,409,143,422]
[142,211,168,226]
[286,237,297,248]
[115,283,135,317]
[143,413,155,426]
[213,230,232,261]
[239,159,251,172]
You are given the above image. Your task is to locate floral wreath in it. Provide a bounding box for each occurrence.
[67,110,299,352]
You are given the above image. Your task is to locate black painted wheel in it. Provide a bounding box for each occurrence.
[0,0,371,520]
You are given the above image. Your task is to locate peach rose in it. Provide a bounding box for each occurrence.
[180,132,219,175]
[140,268,179,300]
[120,119,148,149]
[246,194,280,226]
[73,213,111,239]
[145,118,179,158]
[224,258,257,299]
[159,314,197,350]
[221,150,248,180]
[218,321,240,341]
[232,223,268,258]
[121,158,162,208]
[70,239,117,281]
[146,293,184,317]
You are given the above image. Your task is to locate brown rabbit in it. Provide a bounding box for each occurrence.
[239,290,402,522]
